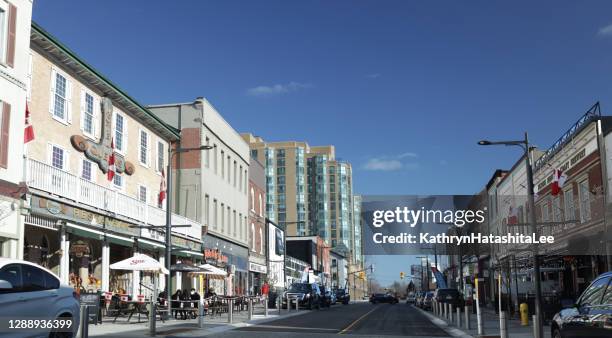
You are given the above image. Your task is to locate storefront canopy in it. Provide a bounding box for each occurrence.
[194,263,228,277]
[110,253,169,274]
[170,263,205,273]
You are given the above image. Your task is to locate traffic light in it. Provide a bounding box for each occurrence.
[400,272,405,279]
[359,271,366,280]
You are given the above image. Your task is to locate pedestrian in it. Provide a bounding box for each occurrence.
[171,290,183,319]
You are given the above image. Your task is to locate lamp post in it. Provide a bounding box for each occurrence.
[165,145,212,301]
[416,256,428,291]
[478,132,543,338]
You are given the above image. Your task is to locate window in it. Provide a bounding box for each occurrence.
[81,159,93,181]
[22,265,46,292]
[227,156,230,183]
[0,5,7,64]
[0,264,22,293]
[552,196,562,222]
[204,195,210,227]
[157,141,164,172]
[221,150,225,178]
[221,203,225,231]
[138,186,147,203]
[540,201,549,223]
[233,161,237,187]
[239,165,243,191]
[82,92,95,136]
[51,145,65,169]
[0,2,14,67]
[233,210,237,237]
[251,223,255,251]
[564,188,574,221]
[250,188,255,212]
[259,194,263,216]
[114,112,126,152]
[579,180,591,222]
[259,228,264,254]
[139,130,149,166]
[205,137,210,168]
[213,200,218,230]
[213,144,218,174]
[113,174,123,189]
[579,277,610,307]
[52,71,70,122]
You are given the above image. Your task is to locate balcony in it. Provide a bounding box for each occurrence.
[27,159,202,241]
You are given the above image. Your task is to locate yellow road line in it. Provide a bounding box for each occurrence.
[339,305,380,334]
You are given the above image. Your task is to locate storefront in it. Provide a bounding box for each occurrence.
[26,196,140,295]
[248,258,267,295]
[202,234,249,296]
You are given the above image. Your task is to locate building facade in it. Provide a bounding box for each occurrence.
[242,134,357,265]
[248,157,267,294]
[149,98,250,295]
[25,23,202,298]
[266,219,285,292]
[0,0,32,259]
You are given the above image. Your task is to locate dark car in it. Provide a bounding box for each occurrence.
[319,285,334,307]
[551,271,612,338]
[370,293,399,304]
[335,288,350,305]
[282,283,322,310]
[434,288,464,309]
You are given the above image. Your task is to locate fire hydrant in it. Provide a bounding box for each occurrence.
[520,303,529,326]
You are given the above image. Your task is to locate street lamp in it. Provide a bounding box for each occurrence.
[416,256,429,291]
[478,132,543,338]
[165,145,212,302]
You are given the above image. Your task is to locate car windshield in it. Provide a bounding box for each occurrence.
[374,293,385,297]
[288,283,311,293]
[336,289,345,295]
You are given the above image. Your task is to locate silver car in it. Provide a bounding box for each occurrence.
[0,258,80,338]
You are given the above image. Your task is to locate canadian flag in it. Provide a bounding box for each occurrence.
[158,169,167,206]
[551,169,567,196]
[107,139,116,181]
[24,103,35,143]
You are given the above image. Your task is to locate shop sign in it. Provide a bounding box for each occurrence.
[204,248,228,266]
[249,262,267,274]
[31,196,139,236]
[79,291,101,324]
[171,235,200,251]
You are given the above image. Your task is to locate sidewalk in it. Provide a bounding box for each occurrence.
[417,304,552,338]
[86,306,308,337]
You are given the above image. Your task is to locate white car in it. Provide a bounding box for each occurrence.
[0,258,80,338]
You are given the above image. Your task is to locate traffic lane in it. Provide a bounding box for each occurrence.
[235,302,377,334]
[345,303,450,337]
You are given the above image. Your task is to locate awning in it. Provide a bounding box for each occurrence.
[66,223,104,240]
[175,250,203,258]
[110,253,169,274]
[138,238,166,250]
[106,232,134,246]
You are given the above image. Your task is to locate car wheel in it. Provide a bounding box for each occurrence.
[48,315,74,338]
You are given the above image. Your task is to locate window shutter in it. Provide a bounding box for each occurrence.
[6,3,16,68]
[79,90,85,131]
[66,79,73,124]
[93,96,99,138]
[147,132,151,166]
[137,129,142,164]
[0,102,11,168]
[49,69,57,115]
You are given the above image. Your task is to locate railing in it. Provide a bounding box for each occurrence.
[27,158,202,242]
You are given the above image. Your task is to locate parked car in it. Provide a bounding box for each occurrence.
[415,291,426,307]
[551,271,612,338]
[319,285,336,307]
[434,288,464,309]
[407,292,416,304]
[422,292,434,310]
[282,282,322,310]
[335,288,350,305]
[370,293,399,304]
[0,258,81,338]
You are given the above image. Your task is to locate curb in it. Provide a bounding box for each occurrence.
[412,305,474,338]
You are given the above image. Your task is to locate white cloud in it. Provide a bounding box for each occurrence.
[363,151,419,171]
[246,82,313,97]
[366,73,381,79]
[364,158,403,171]
[398,152,418,159]
[598,23,612,36]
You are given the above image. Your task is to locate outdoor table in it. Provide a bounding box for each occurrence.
[171,300,199,320]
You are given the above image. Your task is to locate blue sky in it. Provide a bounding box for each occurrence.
[33,0,612,286]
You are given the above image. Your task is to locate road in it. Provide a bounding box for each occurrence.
[210,302,450,338]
